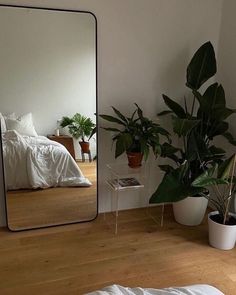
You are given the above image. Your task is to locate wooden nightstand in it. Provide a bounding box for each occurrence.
[47,135,75,160]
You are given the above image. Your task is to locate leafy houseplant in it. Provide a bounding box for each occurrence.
[192,154,236,250]
[60,113,95,153]
[100,104,170,167]
[149,41,236,225]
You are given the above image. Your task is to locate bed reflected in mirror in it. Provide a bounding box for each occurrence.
[0,5,97,230]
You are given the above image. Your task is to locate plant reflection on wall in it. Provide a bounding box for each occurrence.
[150,41,236,226]
[60,113,96,154]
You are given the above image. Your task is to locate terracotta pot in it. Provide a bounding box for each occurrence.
[126,152,143,168]
[79,141,90,153]
[173,196,208,226]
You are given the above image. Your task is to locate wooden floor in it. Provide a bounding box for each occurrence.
[0,206,235,295]
[6,161,97,230]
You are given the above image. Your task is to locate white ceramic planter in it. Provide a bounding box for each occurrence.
[208,211,236,250]
[173,196,208,226]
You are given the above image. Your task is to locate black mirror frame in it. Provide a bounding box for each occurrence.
[0,4,98,231]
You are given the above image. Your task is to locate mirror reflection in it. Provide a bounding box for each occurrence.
[0,6,97,230]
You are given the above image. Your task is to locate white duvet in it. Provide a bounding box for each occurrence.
[2,130,91,190]
[86,284,224,295]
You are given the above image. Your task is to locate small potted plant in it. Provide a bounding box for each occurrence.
[60,113,95,153]
[149,41,236,226]
[192,154,236,250]
[100,104,170,167]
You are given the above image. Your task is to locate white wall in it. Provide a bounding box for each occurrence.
[217,0,236,212]
[0,6,96,159]
[0,0,223,226]
[217,0,236,148]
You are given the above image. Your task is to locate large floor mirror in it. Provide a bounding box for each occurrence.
[0,5,98,231]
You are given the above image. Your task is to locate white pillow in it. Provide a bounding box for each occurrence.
[4,112,17,120]
[1,112,17,132]
[5,113,38,137]
[0,113,6,132]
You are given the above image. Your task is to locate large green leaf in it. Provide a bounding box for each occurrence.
[115,133,133,158]
[172,117,200,137]
[111,107,128,123]
[195,84,235,121]
[186,41,216,90]
[152,144,162,157]
[134,103,144,120]
[192,163,228,187]
[61,113,95,140]
[178,160,189,181]
[88,126,97,140]
[162,95,186,118]
[159,165,174,174]
[153,126,170,139]
[115,136,125,158]
[161,142,180,155]
[99,114,126,126]
[218,154,236,179]
[60,116,74,128]
[208,83,225,107]
[157,110,173,116]
[195,83,224,113]
[203,83,225,108]
[149,166,205,204]
[208,145,225,157]
[139,138,148,159]
[186,131,207,162]
[209,121,229,138]
[222,132,236,146]
[192,157,236,188]
[160,142,180,163]
[102,127,121,132]
[192,177,228,187]
[212,108,236,121]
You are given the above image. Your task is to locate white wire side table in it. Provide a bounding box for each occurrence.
[105,162,158,234]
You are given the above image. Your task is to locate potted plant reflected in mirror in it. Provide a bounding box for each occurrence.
[60,113,96,154]
[192,154,236,250]
[149,41,236,226]
[100,104,170,168]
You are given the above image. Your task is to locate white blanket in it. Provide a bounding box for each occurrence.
[86,284,224,295]
[2,130,91,189]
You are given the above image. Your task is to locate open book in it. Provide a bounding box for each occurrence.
[107,177,144,190]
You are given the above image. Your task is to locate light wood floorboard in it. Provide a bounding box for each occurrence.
[0,206,235,294]
[6,161,97,230]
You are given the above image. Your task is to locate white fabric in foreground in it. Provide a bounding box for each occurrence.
[0,113,6,132]
[86,284,224,295]
[3,130,91,189]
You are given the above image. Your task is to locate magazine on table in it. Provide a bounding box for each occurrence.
[107,177,144,190]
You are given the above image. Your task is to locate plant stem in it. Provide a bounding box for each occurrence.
[205,120,218,141]
[212,185,224,212]
[207,196,224,213]
[183,136,187,154]
[190,94,196,117]
[223,154,236,224]
[184,96,188,114]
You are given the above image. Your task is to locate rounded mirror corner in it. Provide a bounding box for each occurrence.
[0,5,98,231]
